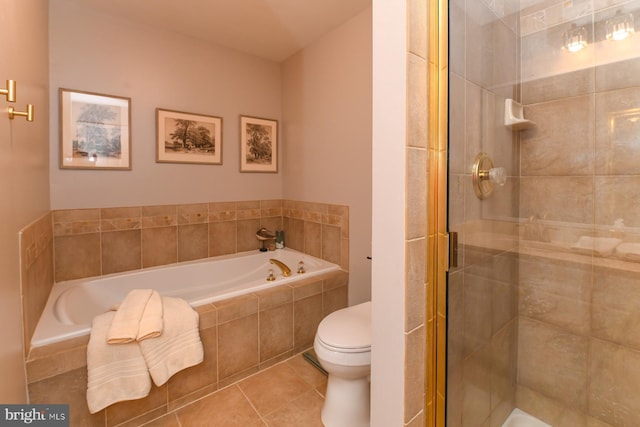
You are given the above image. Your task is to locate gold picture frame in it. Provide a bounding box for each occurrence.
[239,115,278,173]
[156,108,223,165]
[59,88,131,170]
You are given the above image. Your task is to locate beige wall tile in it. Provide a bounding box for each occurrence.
[404,325,426,422]
[304,221,322,257]
[177,203,208,225]
[589,338,640,427]
[321,224,341,264]
[101,229,141,275]
[462,344,492,427]
[294,294,323,352]
[167,326,217,404]
[237,218,261,252]
[594,86,640,175]
[142,226,177,268]
[520,95,595,176]
[208,202,237,222]
[178,223,208,262]
[214,294,259,324]
[595,57,640,93]
[100,206,141,232]
[259,304,294,362]
[518,318,588,411]
[209,220,236,256]
[217,314,259,380]
[522,68,594,105]
[408,53,428,149]
[142,205,177,228]
[284,217,304,252]
[520,176,594,223]
[29,367,105,426]
[592,266,640,350]
[54,233,101,281]
[406,238,426,331]
[595,176,640,228]
[407,147,428,239]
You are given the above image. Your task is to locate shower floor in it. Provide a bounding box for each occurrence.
[502,409,552,427]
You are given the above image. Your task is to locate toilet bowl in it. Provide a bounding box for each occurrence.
[314,301,371,427]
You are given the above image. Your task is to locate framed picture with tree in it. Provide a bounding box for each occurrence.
[240,115,278,173]
[156,108,223,165]
[59,88,131,170]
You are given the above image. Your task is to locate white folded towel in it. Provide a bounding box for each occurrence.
[87,311,151,414]
[136,290,163,341]
[139,297,204,386]
[107,289,163,344]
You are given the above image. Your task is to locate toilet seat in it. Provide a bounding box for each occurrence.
[316,301,371,352]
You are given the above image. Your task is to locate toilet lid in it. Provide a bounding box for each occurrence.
[317,301,371,350]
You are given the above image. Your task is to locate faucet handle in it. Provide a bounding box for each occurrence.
[266,269,276,281]
[297,261,305,274]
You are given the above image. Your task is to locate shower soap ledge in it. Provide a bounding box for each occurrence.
[504,99,536,130]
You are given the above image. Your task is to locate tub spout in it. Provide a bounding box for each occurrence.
[269,259,291,277]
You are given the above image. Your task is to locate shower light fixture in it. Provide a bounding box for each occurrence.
[563,23,587,53]
[606,10,635,41]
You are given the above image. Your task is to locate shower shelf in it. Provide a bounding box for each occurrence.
[504,98,536,130]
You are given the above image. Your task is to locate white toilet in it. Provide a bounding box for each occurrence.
[314,301,372,427]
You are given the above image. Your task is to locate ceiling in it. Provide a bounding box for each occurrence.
[70,0,371,62]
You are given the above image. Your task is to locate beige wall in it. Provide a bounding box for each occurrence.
[371,0,408,425]
[49,0,283,209]
[0,0,50,401]
[281,8,372,305]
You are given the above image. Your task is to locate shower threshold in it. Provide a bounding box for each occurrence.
[502,408,552,427]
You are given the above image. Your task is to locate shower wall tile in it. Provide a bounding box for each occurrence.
[595,57,640,93]
[516,384,613,427]
[519,254,591,336]
[594,86,640,175]
[522,68,594,105]
[589,338,640,427]
[518,317,588,411]
[520,95,595,176]
[408,0,427,58]
[462,344,492,427]
[595,176,640,227]
[491,320,516,414]
[404,325,426,422]
[520,176,594,224]
[466,1,498,89]
[407,147,427,239]
[449,0,466,77]
[449,72,466,175]
[592,266,640,350]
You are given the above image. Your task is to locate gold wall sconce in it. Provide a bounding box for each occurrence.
[0,79,16,103]
[472,153,506,199]
[9,104,34,122]
[606,10,635,41]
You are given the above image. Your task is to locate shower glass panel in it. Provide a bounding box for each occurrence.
[446,0,640,426]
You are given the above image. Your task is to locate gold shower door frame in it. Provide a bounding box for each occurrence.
[426,0,448,426]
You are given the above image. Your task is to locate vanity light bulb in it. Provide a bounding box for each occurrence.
[606,11,635,41]
[563,24,587,53]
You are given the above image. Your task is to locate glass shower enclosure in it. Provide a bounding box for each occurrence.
[446,0,640,426]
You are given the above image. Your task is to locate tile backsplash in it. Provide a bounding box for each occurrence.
[20,199,349,354]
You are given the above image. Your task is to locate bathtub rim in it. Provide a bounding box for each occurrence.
[31,248,342,349]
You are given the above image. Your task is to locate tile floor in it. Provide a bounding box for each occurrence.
[142,353,327,426]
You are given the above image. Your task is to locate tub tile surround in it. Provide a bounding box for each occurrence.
[20,199,349,425]
[51,199,349,282]
[26,270,347,426]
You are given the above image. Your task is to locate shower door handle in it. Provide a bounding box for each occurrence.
[448,231,458,269]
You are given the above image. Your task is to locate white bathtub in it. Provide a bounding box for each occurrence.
[32,248,340,347]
